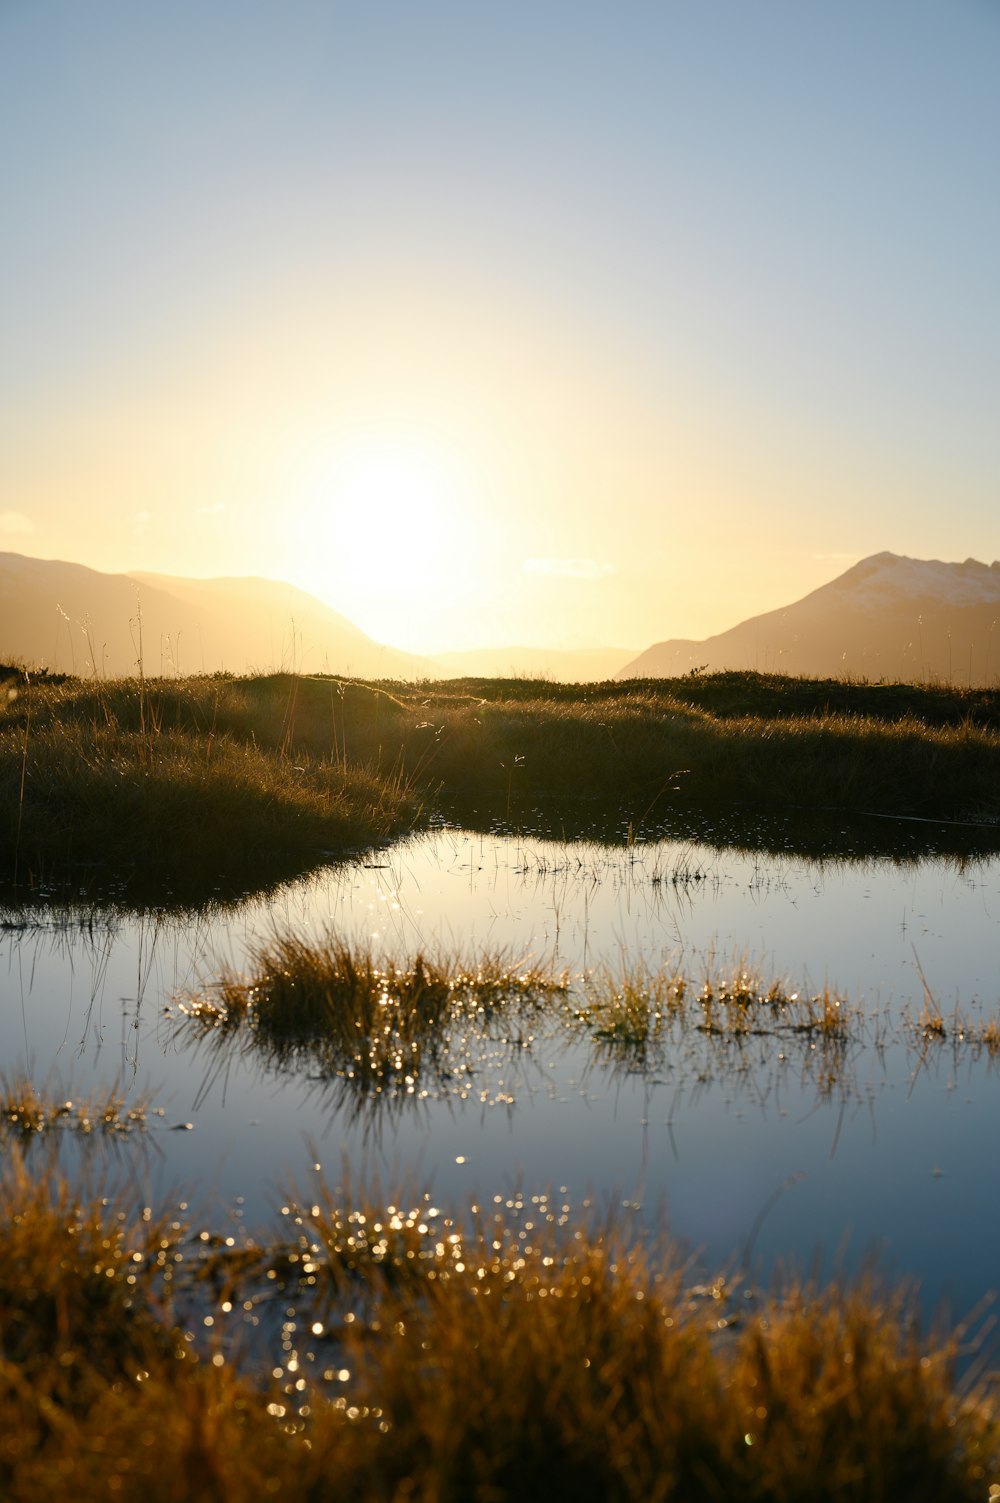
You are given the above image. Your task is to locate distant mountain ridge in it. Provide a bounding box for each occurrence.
[0,552,632,681]
[618,552,1000,685]
[432,644,635,681]
[12,549,994,687]
[0,553,427,679]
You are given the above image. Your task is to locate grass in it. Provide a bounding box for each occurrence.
[7,661,1000,1495]
[172,942,867,1121]
[0,1076,150,1139]
[0,669,422,901]
[3,665,1000,900]
[0,1152,185,1394]
[175,938,566,1122]
[0,1155,997,1502]
[566,960,854,1048]
[911,1002,1000,1060]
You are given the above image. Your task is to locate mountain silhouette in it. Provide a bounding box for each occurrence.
[0,553,427,678]
[618,553,1000,685]
[0,553,636,681]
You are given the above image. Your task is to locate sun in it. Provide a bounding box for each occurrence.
[289,429,486,650]
[330,451,450,578]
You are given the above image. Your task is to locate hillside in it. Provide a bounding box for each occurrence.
[0,553,427,679]
[619,553,1000,685]
[0,553,637,682]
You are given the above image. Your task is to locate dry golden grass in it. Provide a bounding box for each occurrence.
[0,1076,149,1139]
[172,944,870,1122]
[3,667,1000,902]
[177,937,566,1119]
[1,1155,997,1502]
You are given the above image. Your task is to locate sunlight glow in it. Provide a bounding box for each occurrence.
[292,431,486,650]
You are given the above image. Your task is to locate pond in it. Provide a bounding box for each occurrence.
[3,819,1000,1328]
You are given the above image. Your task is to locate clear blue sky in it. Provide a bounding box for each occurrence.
[2,0,998,652]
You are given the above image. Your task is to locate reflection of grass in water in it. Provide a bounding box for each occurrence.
[177,937,567,1114]
[2,1154,997,1502]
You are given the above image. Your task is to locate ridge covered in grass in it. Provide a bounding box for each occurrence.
[3,666,1000,901]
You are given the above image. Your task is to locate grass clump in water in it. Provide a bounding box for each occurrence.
[177,937,566,1113]
[176,945,864,1119]
[570,961,857,1092]
[0,1076,150,1139]
[694,969,851,1041]
[910,1002,1000,1062]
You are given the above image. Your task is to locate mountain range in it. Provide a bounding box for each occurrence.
[0,552,427,679]
[617,552,1000,685]
[4,550,1000,685]
[0,552,634,680]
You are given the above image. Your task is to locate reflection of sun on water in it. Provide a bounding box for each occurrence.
[293,433,487,650]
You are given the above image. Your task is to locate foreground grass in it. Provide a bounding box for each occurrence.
[3,665,1000,900]
[1,1150,997,1502]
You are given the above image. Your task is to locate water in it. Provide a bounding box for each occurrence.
[3,825,1000,1325]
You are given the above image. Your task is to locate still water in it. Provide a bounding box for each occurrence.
[3,826,1000,1322]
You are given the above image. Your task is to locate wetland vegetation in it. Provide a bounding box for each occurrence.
[4,663,1000,1498]
[172,941,870,1126]
[4,664,1000,902]
[2,1148,998,1503]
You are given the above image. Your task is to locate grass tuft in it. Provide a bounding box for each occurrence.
[177,937,566,1118]
[0,1077,149,1139]
[0,1157,997,1501]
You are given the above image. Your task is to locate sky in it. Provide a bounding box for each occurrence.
[1,0,998,656]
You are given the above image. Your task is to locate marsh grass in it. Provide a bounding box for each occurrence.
[355,674,1000,826]
[0,678,422,899]
[910,1002,1000,1062]
[173,943,867,1122]
[0,1076,149,1139]
[1,1156,997,1502]
[3,667,1000,901]
[694,970,850,1040]
[0,1151,184,1396]
[567,963,857,1104]
[322,1235,999,1503]
[177,937,566,1117]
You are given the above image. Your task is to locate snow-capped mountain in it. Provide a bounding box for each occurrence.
[618,553,1000,684]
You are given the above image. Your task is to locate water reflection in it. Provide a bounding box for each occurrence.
[1,825,1000,1323]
